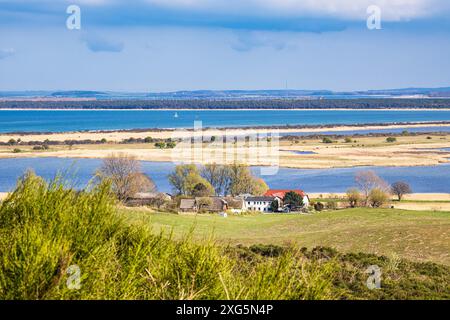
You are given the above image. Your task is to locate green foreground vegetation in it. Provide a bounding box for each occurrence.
[0,174,449,300]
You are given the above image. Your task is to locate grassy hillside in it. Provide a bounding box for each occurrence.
[122,208,450,265]
[0,174,449,299]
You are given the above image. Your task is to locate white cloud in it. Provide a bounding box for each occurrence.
[144,0,450,21]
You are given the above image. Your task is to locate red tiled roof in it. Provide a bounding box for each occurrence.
[264,189,306,198]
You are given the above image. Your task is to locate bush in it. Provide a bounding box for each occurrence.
[344,137,353,143]
[322,137,333,144]
[12,148,21,153]
[386,137,397,143]
[166,141,176,149]
[368,188,390,208]
[314,202,324,211]
[346,188,361,208]
[32,145,49,151]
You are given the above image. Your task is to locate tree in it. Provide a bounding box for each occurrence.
[391,181,412,201]
[355,170,389,206]
[368,188,390,208]
[226,163,268,196]
[228,163,255,196]
[149,193,168,209]
[270,200,279,212]
[252,178,269,196]
[168,164,214,196]
[346,188,361,208]
[201,163,231,196]
[192,182,214,197]
[97,153,156,201]
[283,191,304,208]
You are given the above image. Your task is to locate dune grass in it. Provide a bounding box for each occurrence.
[0,173,449,300]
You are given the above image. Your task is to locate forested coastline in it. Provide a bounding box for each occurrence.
[2,98,450,109]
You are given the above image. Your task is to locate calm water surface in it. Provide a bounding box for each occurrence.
[1,157,449,193]
[1,110,450,133]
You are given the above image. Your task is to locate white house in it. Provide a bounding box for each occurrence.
[243,196,281,213]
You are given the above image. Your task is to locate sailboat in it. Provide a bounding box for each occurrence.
[174,112,179,118]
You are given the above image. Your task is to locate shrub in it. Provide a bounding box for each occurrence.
[346,188,361,208]
[386,137,397,143]
[12,148,21,153]
[325,201,338,210]
[166,141,176,149]
[368,188,390,208]
[314,202,324,211]
[154,142,166,149]
[32,145,49,151]
[322,137,333,144]
[344,137,353,143]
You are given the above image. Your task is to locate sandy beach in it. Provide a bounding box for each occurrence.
[1,122,450,143]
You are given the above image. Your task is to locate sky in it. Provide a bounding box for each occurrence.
[1,0,450,92]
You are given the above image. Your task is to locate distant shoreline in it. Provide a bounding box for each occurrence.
[2,108,450,111]
[1,120,450,138]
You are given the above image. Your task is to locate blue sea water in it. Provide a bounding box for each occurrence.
[1,157,449,194]
[1,109,450,133]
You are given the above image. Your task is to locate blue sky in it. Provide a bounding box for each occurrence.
[1,0,450,92]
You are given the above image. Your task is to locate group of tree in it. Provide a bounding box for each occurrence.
[347,170,412,208]
[96,153,156,202]
[3,98,450,109]
[169,163,268,197]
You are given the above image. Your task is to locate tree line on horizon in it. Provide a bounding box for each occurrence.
[2,98,450,109]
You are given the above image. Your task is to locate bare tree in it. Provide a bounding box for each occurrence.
[97,153,156,201]
[355,170,389,206]
[201,163,231,196]
[391,181,412,201]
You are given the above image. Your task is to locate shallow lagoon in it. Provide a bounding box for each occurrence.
[1,157,449,193]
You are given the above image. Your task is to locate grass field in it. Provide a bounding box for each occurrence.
[122,208,450,265]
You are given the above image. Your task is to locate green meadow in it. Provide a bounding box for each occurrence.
[123,208,450,266]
